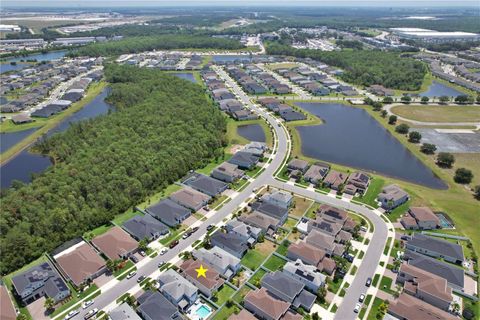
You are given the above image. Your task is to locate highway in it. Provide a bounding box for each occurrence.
[71,65,389,320]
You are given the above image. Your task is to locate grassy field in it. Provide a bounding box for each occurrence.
[111,209,143,226]
[367,297,386,320]
[263,255,287,271]
[290,195,314,217]
[353,177,384,208]
[266,62,301,70]
[391,105,480,123]
[1,117,48,133]
[84,223,113,241]
[3,19,83,33]
[275,240,290,256]
[447,153,480,186]
[1,81,107,164]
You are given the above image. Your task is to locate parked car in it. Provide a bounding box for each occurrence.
[336,269,346,279]
[182,232,190,239]
[82,300,94,309]
[130,255,139,263]
[126,271,137,280]
[206,225,214,231]
[360,226,367,232]
[64,310,79,320]
[158,261,166,268]
[160,248,168,255]
[345,254,354,263]
[191,227,199,233]
[354,303,361,313]
[401,235,411,241]
[359,294,365,303]
[84,308,98,320]
[139,250,146,257]
[169,240,179,248]
[366,277,372,287]
[137,275,146,283]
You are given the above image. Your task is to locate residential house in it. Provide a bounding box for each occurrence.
[192,247,241,280]
[308,217,342,237]
[287,159,309,173]
[344,172,370,195]
[244,141,267,155]
[211,162,244,183]
[11,262,70,305]
[11,114,33,124]
[169,188,211,211]
[91,226,138,260]
[406,234,464,264]
[137,291,181,320]
[377,184,409,210]
[157,269,198,311]
[303,163,330,185]
[244,288,290,320]
[122,214,169,241]
[305,230,337,256]
[251,202,289,225]
[323,170,348,190]
[109,303,142,320]
[210,231,249,258]
[54,241,106,287]
[388,293,457,320]
[184,173,228,197]
[0,285,17,320]
[317,257,337,276]
[180,259,225,298]
[261,271,316,312]
[404,251,464,291]
[396,264,453,311]
[283,259,326,292]
[238,211,281,233]
[228,151,260,170]
[261,190,293,209]
[287,242,325,267]
[317,204,348,224]
[146,198,193,226]
[228,309,257,320]
[225,219,262,244]
[401,207,440,230]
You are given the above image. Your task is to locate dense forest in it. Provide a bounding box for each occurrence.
[0,65,227,274]
[72,34,244,57]
[266,43,427,90]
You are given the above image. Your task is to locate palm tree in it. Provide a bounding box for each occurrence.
[44,297,55,311]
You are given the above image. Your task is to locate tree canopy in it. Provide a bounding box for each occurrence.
[0,65,226,274]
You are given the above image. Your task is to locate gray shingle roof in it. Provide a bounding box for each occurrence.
[146,198,191,227]
[251,202,288,221]
[137,291,179,320]
[210,231,249,257]
[109,303,142,320]
[408,234,464,261]
[261,271,304,302]
[158,269,197,302]
[122,214,169,241]
[184,173,228,196]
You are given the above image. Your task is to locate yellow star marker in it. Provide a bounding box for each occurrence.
[196,264,208,278]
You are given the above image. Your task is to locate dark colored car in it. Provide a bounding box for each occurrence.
[366,277,372,287]
[192,227,199,233]
[206,225,214,231]
[169,240,179,249]
[130,255,139,263]
[137,275,146,283]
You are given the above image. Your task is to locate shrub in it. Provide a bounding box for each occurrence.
[388,115,397,124]
[454,168,473,184]
[420,143,437,154]
[408,131,422,143]
[395,123,410,134]
[436,152,455,168]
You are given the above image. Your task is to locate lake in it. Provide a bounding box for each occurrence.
[295,103,447,189]
[418,81,464,97]
[0,50,67,74]
[1,128,39,154]
[237,124,266,142]
[0,88,113,189]
[172,73,197,83]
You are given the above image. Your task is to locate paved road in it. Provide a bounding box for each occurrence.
[72,65,388,320]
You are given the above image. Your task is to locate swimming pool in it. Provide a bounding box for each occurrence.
[195,305,212,319]
[436,213,454,229]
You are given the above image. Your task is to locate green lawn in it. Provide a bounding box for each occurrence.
[113,260,135,278]
[136,183,182,210]
[159,226,186,245]
[388,201,410,223]
[213,285,236,306]
[233,285,252,303]
[327,277,342,294]
[212,304,239,320]
[379,276,396,295]
[305,202,320,219]
[284,217,298,230]
[372,274,380,287]
[197,153,233,175]
[241,249,268,270]
[391,105,480,123]
[275,240,290,256]
[246,166,263,178]
[353,177,384,208]
[359,294,372,319]
[112,209,143,226]
[248,269,267,287]
[367,297,386,320]
[210,195,229,209]
[289,196,314,217]
[52,285,100,318]
[263,255,287,271]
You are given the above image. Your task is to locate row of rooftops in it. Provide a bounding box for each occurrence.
[256,97,307,122]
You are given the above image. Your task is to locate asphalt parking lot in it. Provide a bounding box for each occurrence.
[416,129,480,153]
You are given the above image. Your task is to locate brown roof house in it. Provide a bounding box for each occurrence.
[303,163,330,185]
[179,259,224,298]
[91,226,138,261]
[287,242,325,266]
[388,293,457,320]
[55,241,106,287]
[244,288,290,320]
[323,170,348,190]
[306,230,338,257]
[396,264,453,311]
[169,187,210,211]
[401,207,440,230]
[228,309,257,320]
[344,171,370,195]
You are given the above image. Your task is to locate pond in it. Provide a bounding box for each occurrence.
[237,124,266,142]
[172,72,197,83]
[0,88,113,189]
[0,50,67,74]
[1,128,39,154]
[418,81,464,98]
[295,103,447,189]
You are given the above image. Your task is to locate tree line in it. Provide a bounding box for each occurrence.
[71,34,245,57]
[0,64,227,274]
[266,43,427,90]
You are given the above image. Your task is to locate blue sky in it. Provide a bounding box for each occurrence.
[1,0,478,7]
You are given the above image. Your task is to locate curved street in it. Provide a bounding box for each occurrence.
[68,66,392,320]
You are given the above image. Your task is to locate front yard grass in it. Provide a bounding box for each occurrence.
[353,177,384,208]
[379,276,395,295]
[248,269,267,287]
[113,260,135,278]
[210,195,229,209]
[212,304,240,320]
[213,285,236,306]
[327,277,342,294]
[367,297,386,320]
[53,284,100,318]
[305,202,320,219]
[159,225,186,246]
[263,255,287,272]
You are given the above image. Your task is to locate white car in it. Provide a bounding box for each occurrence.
[160,248,168,255]
[82,300,94,309]
[64,310,79,320]
[84,308,98,320]
[359,294,365,303]
[126,271,137,279]
[354,303,362,313]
